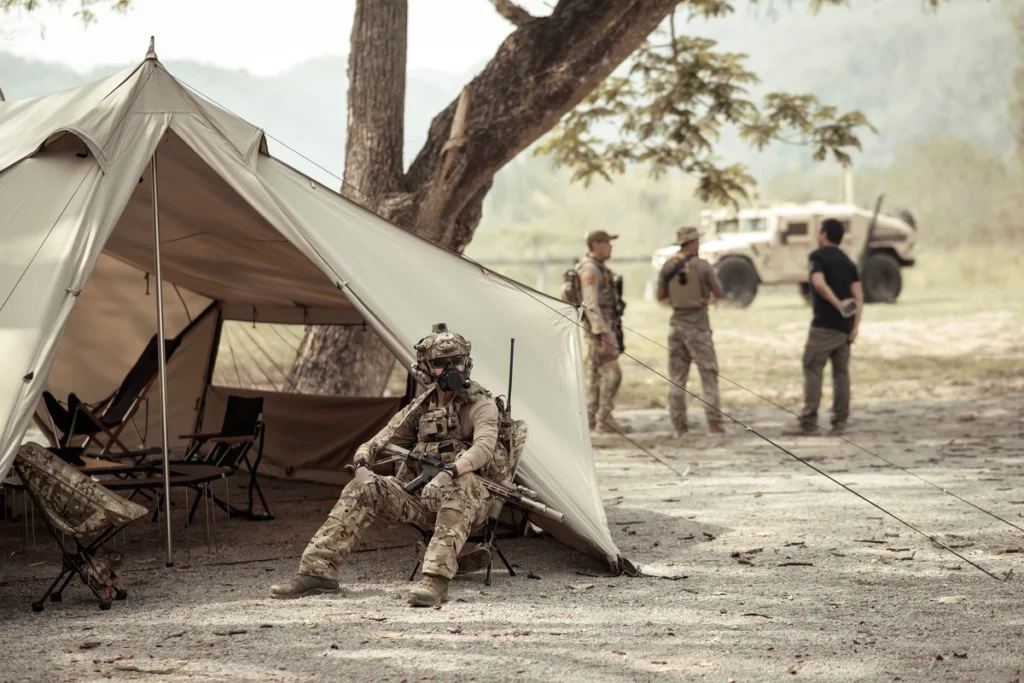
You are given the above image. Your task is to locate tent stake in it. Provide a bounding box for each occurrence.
[151,151,174,567]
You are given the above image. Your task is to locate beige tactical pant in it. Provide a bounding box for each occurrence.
[800,326,851,427]
[586,331,622,429]
[298,471,490,581]
[668,308,721,430]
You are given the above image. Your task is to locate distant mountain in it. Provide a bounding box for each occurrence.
[1,1,1015,240]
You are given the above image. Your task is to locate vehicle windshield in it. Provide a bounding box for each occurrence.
[713,216,768,234]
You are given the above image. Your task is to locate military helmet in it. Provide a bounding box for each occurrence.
[413,323,474,377]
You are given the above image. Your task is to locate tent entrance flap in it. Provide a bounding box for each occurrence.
[103,130,362,326]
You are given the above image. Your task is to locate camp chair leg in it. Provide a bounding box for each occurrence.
[34,566,72,611]
[78,406,133,456]
[241,434,273,520]
[493,542,515,576]
[51,566,77,601]
[408,559,422,582]
[150,492,164,523]
[203,480,272,522]
[186,486,206,526]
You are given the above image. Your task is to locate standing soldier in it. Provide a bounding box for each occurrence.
[575,230,630,434]
[656,226,725,437]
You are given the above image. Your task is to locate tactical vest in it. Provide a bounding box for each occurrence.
[665,253,706,310]
[576,256,619,319]
[400,381,509,484]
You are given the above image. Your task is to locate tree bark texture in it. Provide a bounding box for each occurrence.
[289,0,408,396]
[290,0,679,395]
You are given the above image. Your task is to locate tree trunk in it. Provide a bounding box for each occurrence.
[289,0,680,395]
[288,0,408,396]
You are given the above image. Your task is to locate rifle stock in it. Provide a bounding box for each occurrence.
[612,274,626,353]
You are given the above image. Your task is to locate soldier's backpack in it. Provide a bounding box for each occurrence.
[481,395,527,485]
[560,259,583,307]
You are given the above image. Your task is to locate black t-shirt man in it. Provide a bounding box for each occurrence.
[808,245,860,334]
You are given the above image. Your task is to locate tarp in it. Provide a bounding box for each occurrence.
[0,47,620,567]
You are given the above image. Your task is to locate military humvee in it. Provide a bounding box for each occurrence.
[646,197,917,307]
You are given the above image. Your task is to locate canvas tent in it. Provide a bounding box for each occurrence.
[0,42,624,570]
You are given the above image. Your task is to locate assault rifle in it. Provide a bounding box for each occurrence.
[379,443,565,523]
[612,273,626,353]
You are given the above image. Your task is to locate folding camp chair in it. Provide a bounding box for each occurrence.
[41,334,180,456]
[168,395,272,524]
[13,442,149,612]
[409,412,529,586]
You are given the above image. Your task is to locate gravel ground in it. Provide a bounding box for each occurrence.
[1,391,1023,682]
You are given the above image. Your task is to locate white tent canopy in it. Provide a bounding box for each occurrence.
[0,44,622,569]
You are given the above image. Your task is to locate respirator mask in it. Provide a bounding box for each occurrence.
[431,356,470,392]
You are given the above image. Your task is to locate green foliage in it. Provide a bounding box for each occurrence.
[536,2,877,208]
[1,0,130,24]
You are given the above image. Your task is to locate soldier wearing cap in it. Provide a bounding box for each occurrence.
[656,226,725,437]
[270,323,503,607]
[575,230,630,434]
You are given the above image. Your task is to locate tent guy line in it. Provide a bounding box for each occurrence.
[582,306,1024,537]
[493,290,1013,583]
[166,79,1015,581]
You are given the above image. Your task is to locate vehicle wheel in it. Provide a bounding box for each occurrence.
[798,282,812,305]
[861,252,902,303]
[715,258,759,308]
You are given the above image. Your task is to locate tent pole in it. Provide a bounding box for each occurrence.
[152,151,174,567]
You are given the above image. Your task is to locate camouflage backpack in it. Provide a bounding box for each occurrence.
[560,260,583,307]
[481,395,527,485]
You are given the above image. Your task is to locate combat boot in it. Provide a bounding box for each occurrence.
[408,574,450,606]
[595,416,632,434]
[269,574,341,599]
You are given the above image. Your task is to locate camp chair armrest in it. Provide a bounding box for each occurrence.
[206,435,256,444]
[178,431,222,440]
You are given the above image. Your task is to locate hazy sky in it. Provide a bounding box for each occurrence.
[2,0,564,75]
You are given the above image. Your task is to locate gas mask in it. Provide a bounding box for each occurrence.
[433,357,470,392]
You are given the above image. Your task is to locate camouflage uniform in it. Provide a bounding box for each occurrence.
[297,334,501,583]
[657,227,723,433]
[577,254,624,431]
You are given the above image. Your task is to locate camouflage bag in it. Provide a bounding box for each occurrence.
[560,262,583,307]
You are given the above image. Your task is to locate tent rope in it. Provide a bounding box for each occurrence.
[580,304,1024,535]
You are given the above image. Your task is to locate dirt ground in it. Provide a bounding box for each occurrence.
[2,384,1022,682]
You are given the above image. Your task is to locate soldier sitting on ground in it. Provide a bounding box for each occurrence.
[269,323,504,607]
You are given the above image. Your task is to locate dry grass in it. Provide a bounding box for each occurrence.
[615,247,1024,411]
[207,247,1024,409]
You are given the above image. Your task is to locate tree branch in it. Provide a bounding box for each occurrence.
[406,0,680,245]
[490,0,537,26]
